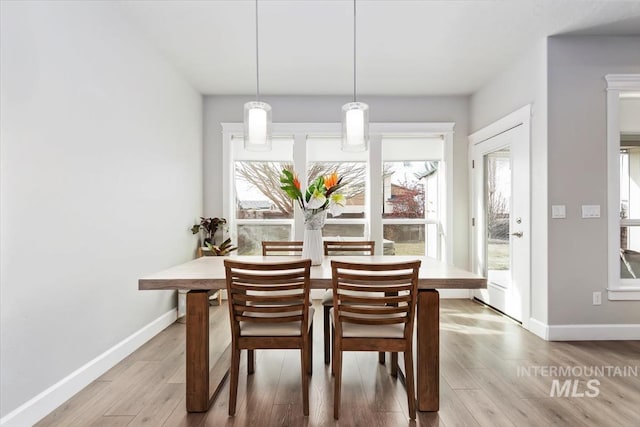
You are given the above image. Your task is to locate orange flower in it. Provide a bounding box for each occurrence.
[324,172,338,190]
[293,174,301,190]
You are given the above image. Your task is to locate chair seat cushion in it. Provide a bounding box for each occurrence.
[240,307,314,336]
[330,308,404,338]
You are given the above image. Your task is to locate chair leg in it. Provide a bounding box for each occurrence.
[301,346,310,416]
[324,305,331,364]
[248,350,255,375]
[333,339,343,420]
[379,352,385,364]
[308,324,313,375]
[404,346,416,420]
[391,352,398,377]
[331,324,335,376]
[229,347,241,416]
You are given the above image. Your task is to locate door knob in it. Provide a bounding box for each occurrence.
[511,231,523,238]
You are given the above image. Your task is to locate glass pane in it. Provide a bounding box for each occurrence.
[322,224,365,238]
[307,162,365,219]
[382,161,439,219]
[620,225,640,278]
[237,224,292,255]
[235,161,293,219]
[383,224,425,256]
[485,149,511,287]
[620,147,640,220]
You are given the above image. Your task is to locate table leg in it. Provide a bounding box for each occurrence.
[417,290,439,411]
[186,291,210,412]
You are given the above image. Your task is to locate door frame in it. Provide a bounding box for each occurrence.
[468,105,532,330]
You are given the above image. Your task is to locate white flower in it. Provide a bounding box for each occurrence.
[328,193,346,217]
[307,188,327,209]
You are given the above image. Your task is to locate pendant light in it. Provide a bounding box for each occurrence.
[244,0,272,151]
[341,0,369,152]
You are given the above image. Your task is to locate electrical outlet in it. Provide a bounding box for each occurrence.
[552,205,566,219]
[593,291,602,305]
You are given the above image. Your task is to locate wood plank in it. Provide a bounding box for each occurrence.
[465,368,551,426]
[35,381,111,426]
[90,416,135,427]
[162,396,207,427]
[436,378,481,427]
[417,290,439,411]
[207,345,231,408]
[440,354,481,390]
[127,383,183,426]
[355,351,404,412]
[455,389,516,427]
[103,351,183,416]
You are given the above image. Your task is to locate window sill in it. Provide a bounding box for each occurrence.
[607,286,640,301]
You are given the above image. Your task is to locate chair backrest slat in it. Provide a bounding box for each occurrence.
[262,241,304,256]
[324,240,375,256]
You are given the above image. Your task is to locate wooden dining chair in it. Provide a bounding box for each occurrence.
[262,240,304,256]
[330,260,421,420]
[224,259,313,416]
[321,241,375,365]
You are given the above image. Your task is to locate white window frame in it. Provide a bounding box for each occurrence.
[381,155,445,260]
[606,74,640,300]
[222,122,454,262]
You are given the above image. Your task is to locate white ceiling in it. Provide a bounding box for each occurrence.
[116,0,640,96]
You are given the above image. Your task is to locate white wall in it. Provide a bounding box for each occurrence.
[547,36,640,324]
[0,1,202,420]
[204,95,470,269]
[470,39,549,324]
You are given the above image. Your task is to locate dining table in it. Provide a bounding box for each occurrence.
[138,255,486,413]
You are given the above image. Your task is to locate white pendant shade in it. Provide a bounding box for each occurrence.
[341,101,369,152]
[244,101,272,151]
[244,0,272,152]
[341,0,368,152]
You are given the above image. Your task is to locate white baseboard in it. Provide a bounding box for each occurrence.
[0,309,177,427]
[547,323,640,341]
[527,317,549,340]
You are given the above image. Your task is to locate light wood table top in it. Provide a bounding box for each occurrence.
[138,255,486,291]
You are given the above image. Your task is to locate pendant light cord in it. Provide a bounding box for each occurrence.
[353,0,356,103]
[255,0,260,101]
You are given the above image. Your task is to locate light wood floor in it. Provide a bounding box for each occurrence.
[37,299,640,427]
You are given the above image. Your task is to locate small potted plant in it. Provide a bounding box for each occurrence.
[186,217,237,309]
[190,217,227,246]
[191,217,238,257]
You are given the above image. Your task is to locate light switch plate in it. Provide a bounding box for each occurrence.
[552,205,566,219]
[582,205,601,218]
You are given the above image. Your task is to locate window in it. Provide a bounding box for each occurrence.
[606,74,640,300]
[307,136,368,239]
[231,136,294,255]
[222,123,453,261]
[382,137,444,257]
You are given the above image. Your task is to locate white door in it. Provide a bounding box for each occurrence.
[471,124,530,322]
